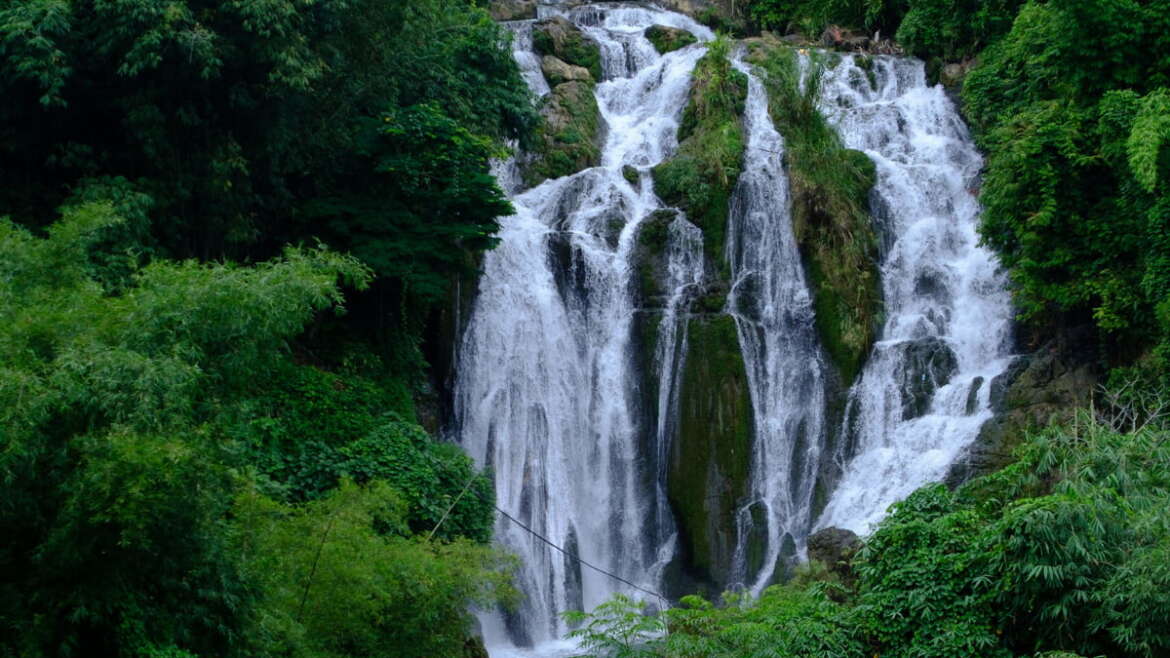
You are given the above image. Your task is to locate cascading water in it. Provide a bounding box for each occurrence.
[813,55,1015,534]
[726,56,828,595]
[455,4,1014,653]
[454,5,713,653]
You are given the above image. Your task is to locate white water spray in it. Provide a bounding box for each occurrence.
[814,55,1014,534]
[454,5,713,651]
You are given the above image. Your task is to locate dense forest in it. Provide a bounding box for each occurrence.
[0,0,1167,657]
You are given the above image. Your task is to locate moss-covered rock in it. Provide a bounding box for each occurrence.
[622,165,640,185]
[748,42,882,387]
[632,209,677,306]
[652,37,748,280]
[522,80,602,186]
[645,25,697,55]
[667,314,753,588]
[532,16,602,81]
[541,55,593,86]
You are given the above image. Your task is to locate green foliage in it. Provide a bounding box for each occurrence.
[854,413,1170,658]
[566,584,862,658]
[237,480,516,658]
[575,398,1170,658]
[747,43,879,385]
[565,594,666,658]
[652,36,748,275]
[0,0,534,294]
[525,80,603,185]
[645,25,698,55]
[895,0,1022,60]
[963,0,1170,367]
[0,205,367,655]
[302,102,513,301]
[747,0,907,35]
[0,204,502,656]
[854,485,1010,657]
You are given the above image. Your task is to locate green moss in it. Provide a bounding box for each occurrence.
[633,210,675,302]
[622,165,640,185]
[667,314,753,584]
[645,25,697,55]
[854,54,877,90]
[532,20,602,81]
[652,37,748,280]
[524,81,602,185]
[749,44,882,387]
[697,288,728,313]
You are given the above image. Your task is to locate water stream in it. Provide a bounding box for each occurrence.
[453,5,1014,654]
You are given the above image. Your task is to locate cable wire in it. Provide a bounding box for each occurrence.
[493,505,668,604]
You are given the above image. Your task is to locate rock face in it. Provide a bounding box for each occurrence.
[521,18,605,186]
[667,314,753,589]
[541,55,592,86]
[945,341,1097,486]
[523,80,602,186]
[532,16,602,81]
[489,0,536,21]
[645,25,698,54]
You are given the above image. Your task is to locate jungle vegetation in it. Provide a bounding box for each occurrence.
[0,0,532,655]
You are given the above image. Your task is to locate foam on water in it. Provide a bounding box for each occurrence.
[813,54,1014,534]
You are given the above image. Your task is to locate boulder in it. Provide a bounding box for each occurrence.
[644,25,698,55]
[939,60,975,88]
[807,526,862,583]
[532,16,602,80]
[522,80,602,186]
[489,0,536,21]
[541,55,593,86]
[897,337,959,420]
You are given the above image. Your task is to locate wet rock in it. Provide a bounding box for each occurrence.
[622,165,640,185]
[532,16,602,81]
[742,501,771,585]
[522,81,602,186]
[807,526,861,583]
[541,55,593,86]
[631,209,677,307]
[489,0,536,21]
[935,61,973,88]
[667,314,754,591]
[897,337,959,420]
[644,25,697,55]
[945,343,1097,486]
[964,376,985,415]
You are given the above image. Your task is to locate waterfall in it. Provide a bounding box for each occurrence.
[727,56,827,595]
[454,5,713,652]
[813,55,1015,534]
[454,4,1014,653]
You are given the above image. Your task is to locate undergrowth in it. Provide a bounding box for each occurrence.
[747,42,880,386]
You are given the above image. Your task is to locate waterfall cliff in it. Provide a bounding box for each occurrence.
[451,4,1014,654]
